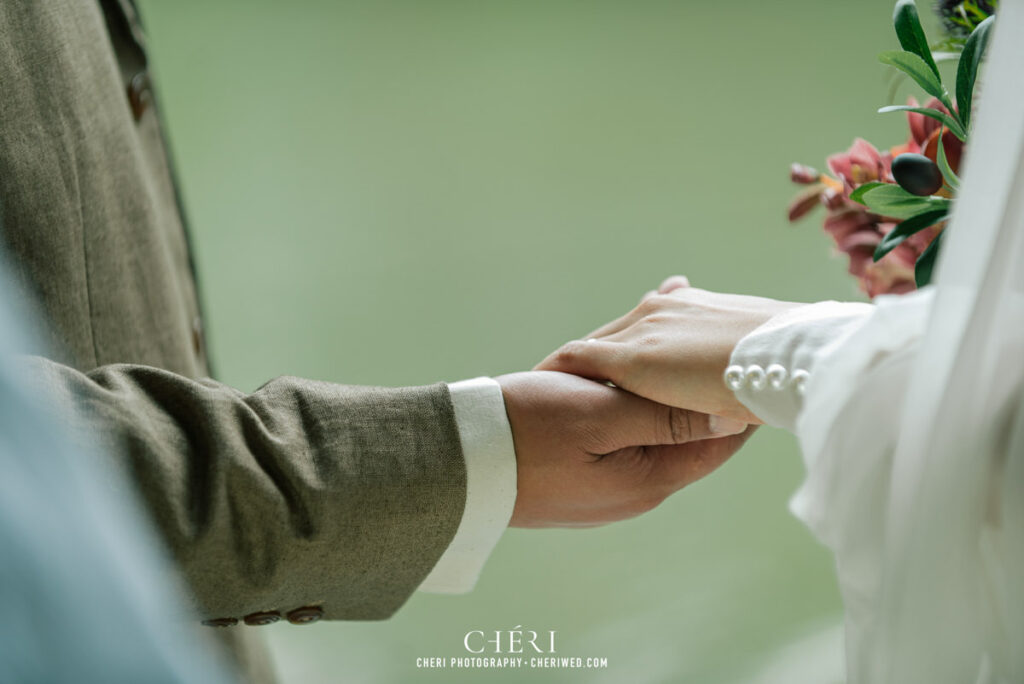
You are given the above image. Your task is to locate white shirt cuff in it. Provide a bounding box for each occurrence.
[726,301,875,431]
[418,377,517,594]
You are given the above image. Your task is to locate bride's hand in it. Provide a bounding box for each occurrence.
[536,276,803,424]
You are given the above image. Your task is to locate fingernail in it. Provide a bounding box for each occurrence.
[709,415,747,436]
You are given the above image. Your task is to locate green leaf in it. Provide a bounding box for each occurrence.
[877,105,967,141]
[873,209,948,260]
[893,0,941,80]
[915,230,945,287]
[848,182,887,205]
[878,51,951,109]
[935,126,960,190]
[860,184,953,219]
[956,15,994,130]
[886,50,960,102]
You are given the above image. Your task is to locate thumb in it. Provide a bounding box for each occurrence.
[593,388,748,452]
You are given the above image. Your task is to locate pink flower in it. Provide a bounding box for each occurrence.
[823,207,921,295]
[904,97,964,173]
[827,138,892,189]
[787,123,953,297]
[906,96,946,149]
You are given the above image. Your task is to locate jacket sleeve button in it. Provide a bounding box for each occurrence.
[243,611,281,626]
[286,606,324,625]
[201,617,238,628]
[127,70,152,122]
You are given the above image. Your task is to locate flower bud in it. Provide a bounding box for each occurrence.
[822,187,846,211]
[790,163,819,184]
[787,184,823,222]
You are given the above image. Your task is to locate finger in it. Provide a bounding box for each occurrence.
[596,392,748,451]
[581,307,646,341]
[657,275,690,294]
[581,287,662,341]
[648,425,758,491]
[578,278,689,343]
[534,339,624,380]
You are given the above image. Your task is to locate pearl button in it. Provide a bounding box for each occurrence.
[766,364,788,390]
[791,369,810,396]
[745,365,766,391]
[724,365,745,391]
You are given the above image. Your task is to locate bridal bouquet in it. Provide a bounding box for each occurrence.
[788,0,996,296]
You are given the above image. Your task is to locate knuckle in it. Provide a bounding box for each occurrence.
[665,406,693,443]
[551,341,584,366]
[636,295,686,322]
[579,421,610,454]
[635,492,667,515]
[635,295,665,316]
[613,492,664,520]
[635,333,663,348]
[642,313,669,326]
[684,445,709,480]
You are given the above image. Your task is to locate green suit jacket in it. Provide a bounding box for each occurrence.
[0,1,468,680]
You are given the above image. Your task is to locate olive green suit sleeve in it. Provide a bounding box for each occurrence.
[27,357,467,624]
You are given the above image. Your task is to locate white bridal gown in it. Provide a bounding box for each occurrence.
[724,3,1024,682]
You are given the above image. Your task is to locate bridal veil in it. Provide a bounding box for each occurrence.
[789,2,1024,682]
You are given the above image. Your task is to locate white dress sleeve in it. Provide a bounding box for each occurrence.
[726,300,876,431]
[728,291,937,682]
[725,1,1024,679]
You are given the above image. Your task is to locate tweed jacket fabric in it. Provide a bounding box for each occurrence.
[0,2,468,680]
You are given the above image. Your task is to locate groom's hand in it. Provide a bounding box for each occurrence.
[497,371,754,528]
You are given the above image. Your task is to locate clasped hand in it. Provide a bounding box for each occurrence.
[503,276,799,529]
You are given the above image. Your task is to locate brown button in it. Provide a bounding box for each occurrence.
[191,317,204,357]
[201,617,238,628]
[127,70,152,122]
[243,611,281,626]
[286,606,324,625]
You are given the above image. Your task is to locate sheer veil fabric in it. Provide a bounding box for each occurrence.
[790,3,1024,683]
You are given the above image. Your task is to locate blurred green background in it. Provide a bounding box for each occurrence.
[135,0,919,681]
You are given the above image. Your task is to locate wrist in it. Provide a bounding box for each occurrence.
[494,373,528,527]
[706,301,805,423]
